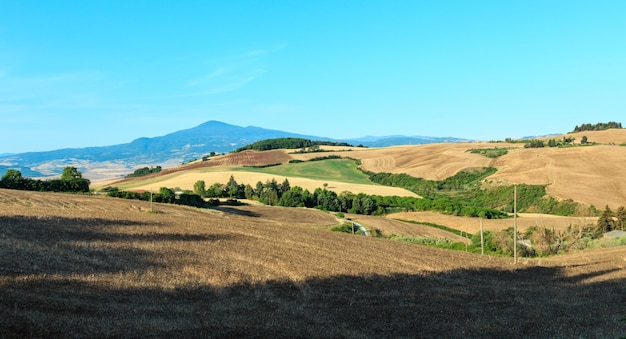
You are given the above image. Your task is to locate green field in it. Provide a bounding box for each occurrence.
[232,159,373,184]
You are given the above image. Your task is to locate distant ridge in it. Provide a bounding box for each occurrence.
[0,120,473,180]
[349,135,471,147]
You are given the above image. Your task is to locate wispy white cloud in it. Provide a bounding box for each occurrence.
[174,46,284,98]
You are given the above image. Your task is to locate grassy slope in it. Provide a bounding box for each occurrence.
[231,158,372,184]
[104,158,420,198]
[1,189,625,337]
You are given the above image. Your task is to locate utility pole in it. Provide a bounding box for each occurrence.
[480,217,484,255]
[514,185,518,264]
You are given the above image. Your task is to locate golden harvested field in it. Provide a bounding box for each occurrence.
[1,189,625,337]
[560,129,626,145]
[489,145,626,209]
[388,211,598,234]
[349,142,626,209]
[100,129,626,210]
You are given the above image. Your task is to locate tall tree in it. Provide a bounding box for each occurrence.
[280,178,291,196]
[597,205,615,232]
[0,169,25,189]
[226,175,239,198]
[616,206,626,231]
[61,166,82,181]
[193,180,206,197]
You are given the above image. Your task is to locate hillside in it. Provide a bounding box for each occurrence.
[288,130,626,209]
[0,121,326,180]
[0,120,467,181]
[107,129,626,210]
[2,189,626,336]
[97,150,421,198]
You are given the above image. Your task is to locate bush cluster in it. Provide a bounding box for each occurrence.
[0,167,90,193]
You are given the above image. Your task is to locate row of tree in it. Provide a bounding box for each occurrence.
[235,138,352,152]
[190,175,507,218]
[105,187,208,208]
[125,166,162,178]
[572,121,622,132]
[0,167,90,193]
[524,136,592,148]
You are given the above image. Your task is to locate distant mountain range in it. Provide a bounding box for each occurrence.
[0,120,469,180]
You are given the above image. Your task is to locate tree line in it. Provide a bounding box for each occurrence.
[572,121,622,133]
[0,167,90,193]
[367,168,596,217]
[104,187,209,208]
[125,166,162,178]
[190,175,507,218]
[234,138,352,152]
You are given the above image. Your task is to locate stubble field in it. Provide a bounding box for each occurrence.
[1,189,625,337]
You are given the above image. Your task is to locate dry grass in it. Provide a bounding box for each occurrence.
[388,211,598,234]
[559,129,626,145]
[489,145,626,209]
[344,213,469,242]
[1,189,625,337]
[97,130,626,210]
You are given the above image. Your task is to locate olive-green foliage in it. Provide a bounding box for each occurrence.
[394,219,472,239]
[524,139,545,148]
[235,138,352,152]
[468,148,509,158]
[597,205,626,232]
[331,223,362,235]
[572,121,622,132]
[107,187,210,208]
[368,167,496,195]
[239,158,371,185]
[0,167,90,193]
[125,166,162,178]
[368,168,508,218]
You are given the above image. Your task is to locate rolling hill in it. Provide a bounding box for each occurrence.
[103,128,626,211]
[0,120,466,181]
[1,189,625,337]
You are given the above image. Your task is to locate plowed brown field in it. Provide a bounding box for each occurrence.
[1,189,625,337]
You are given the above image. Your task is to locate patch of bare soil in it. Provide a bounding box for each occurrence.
[1,190,625,337]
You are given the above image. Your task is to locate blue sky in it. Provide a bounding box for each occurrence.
[1,1,625,153]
